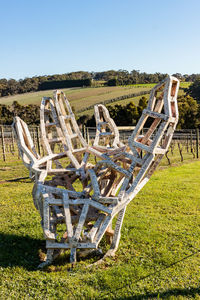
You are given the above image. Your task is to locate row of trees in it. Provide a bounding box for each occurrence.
[0,76,92,97]
[185,77,200,103]
[81,99,146,128]
[0,101,40,125]
[1,70,200,98]
[93,70,200,83]
[80,95,200,129]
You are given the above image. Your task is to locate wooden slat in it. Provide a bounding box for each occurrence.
[45,122,57,127]
[48,137,63,144]
[132,140,151,152]
[88,169,100,197]
[46,241,97,249]
[70,133,78,139]
[72,203,89,245]
[87,214,105,242]
[143,109,169,121]
[63,193,73,242]
[63,115,71,120]
[94,215,112,244]
[72,147,86,154]
[96,160,132,178]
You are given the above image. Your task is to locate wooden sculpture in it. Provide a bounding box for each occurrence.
[13,75,179,268]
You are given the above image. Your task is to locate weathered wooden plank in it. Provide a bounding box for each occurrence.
[42,193,56,240]
[143,109,169,121]
[88,169,100,197]
[70,248,77,264]
[48,137,63,144]
[93,195,119,204]
[96,159,132,178]
[46,241,97,249]
[87,214,105,242]
[72,203,89,245]
[63,193,73,242]
[94,215,112,245]
[110,207,126,251]
[41,185,84,198]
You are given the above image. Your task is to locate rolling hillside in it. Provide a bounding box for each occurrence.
[0,82,191,117]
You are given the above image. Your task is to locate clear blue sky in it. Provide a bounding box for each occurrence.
[0,0,200,79]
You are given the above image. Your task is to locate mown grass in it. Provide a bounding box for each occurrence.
[0,82,190,121]
[77,84,188,117]
[77,94,148,117]
[0,156,200,299]
[0,85,151,108]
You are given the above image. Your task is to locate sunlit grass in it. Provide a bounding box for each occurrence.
[0,156,200,299]
[0,85,151,109]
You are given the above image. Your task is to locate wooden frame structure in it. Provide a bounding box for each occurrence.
[13,75,179,267]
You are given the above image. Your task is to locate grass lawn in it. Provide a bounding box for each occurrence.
[0,157,200,299]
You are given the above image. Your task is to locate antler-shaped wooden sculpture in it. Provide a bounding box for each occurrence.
[13,75,179,267]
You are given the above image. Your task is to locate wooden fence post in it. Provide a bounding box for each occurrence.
[1,125,6,161]
[196,128,199,159]
[190,130,193,153]
[186,133,189,153]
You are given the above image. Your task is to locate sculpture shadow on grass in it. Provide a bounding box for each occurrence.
[0,233,45,270]
[0,233,103,270]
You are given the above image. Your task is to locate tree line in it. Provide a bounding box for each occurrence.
[81,95,200,130]
[0,76,92,97]
[0,101,40,125]
[1,70,200,98]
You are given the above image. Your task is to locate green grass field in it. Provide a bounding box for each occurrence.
[77,94,148,117]
[0,85,151,108]
[0,82,191,118]
[0,156,199,299]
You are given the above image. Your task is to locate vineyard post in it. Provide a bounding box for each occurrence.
[141,128,144,158]
[1,125,6,161]
[186,133,189,152]
[190,130,193,153]
[196,128,199,159]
